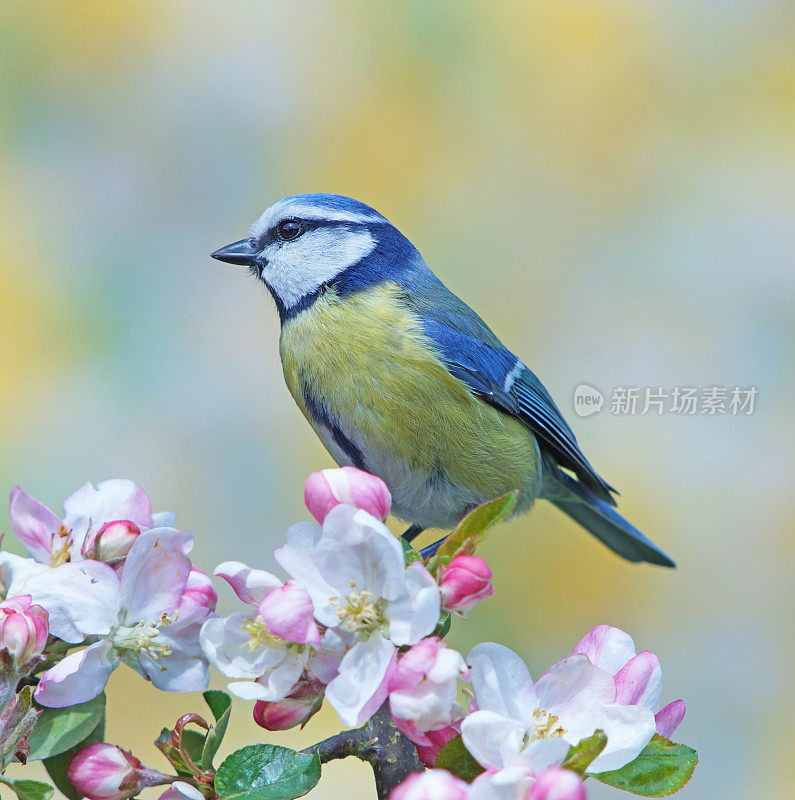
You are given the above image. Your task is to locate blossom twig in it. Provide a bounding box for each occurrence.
[302,702,422,799]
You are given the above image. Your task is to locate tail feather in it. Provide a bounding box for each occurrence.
[543,469,675,568]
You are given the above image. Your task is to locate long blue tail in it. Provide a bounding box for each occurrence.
[543,469,675,568]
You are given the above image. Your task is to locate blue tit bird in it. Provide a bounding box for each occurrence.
[212,194,674,568]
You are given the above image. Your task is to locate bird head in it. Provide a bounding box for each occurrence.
[211,193,420,319]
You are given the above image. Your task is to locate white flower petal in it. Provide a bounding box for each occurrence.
[34,641,117,707]
[385,562,441,645]
[13,560,120,643]
[461,709,526,770]
[514,737,570,774]
[469,767,534,800]
[230,654,307,702]
[325,634,395,727]
[120,529,192,621]
[313,507,406,600]
[200,613,286,679]
[467,643,539,723]
[135,608,211,692]
[274,522,338,625]
[535,655,616,717]
[584,703,656,773]
[308,629,348,684]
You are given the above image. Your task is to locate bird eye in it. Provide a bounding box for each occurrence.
[276,220,304,241]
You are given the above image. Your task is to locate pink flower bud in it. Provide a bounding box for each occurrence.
[529,769,586,800]
[389,639,468,746]
[304,467,391,524]
[83,520,141,564]
[178,568,218,614]
[438,556,494,615]
[0,595,48,664]
[253,675,325,731]
[414,723,461,768]
[390,770,469,800]
[67,744,170,800]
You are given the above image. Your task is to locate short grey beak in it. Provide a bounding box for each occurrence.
[210,238,260,266]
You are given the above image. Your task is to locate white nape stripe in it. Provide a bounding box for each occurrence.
[273,205,383,224]
[503,359,525,392]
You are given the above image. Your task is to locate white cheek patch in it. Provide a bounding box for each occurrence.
[263,227,377,308]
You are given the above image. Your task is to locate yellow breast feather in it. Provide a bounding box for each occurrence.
[280,282,538,500]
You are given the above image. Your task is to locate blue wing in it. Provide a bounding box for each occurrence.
[417,310,617,505]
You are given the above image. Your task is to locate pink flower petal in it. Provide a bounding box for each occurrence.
[214,561,283,605]
[572,624,636,675]
[8,487,60,562]
[259,581,321,647]
[655,699,686,739]
[614,651,662,711]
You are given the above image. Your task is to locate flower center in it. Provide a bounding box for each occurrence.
[522,707,566,748]
[330,589,387,639]
[240,617,298,652]
[112,611,177,660]
[49,525,73,567]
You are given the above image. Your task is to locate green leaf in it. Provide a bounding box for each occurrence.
[400,538,422,566]
[0,776,55,800]
[561,729,607,776]
[215,744,321,800]
[42,713,104,800]
[428,491,519,573]
[592,735,698,797]
[432,613,452,640]
[202,690,232,770]
[204,690,232,723]
[27,694,106,761]
[435,735,484,783]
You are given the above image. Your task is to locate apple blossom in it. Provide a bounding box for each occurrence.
[389,637,468,745]
[304,467,391,524]
[8,479,174,566]
[438,556,494,615]
[0,595,48,666]
[30,528,210,707]
[572,625,686,740]
[390,769,469,800]
[253,674,325,730]
[275,504,441,726]
[200,562,330,704]
[67,743,171,800]
[461,643,656,776]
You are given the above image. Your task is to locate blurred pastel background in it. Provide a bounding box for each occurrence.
[1,1,792,798]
